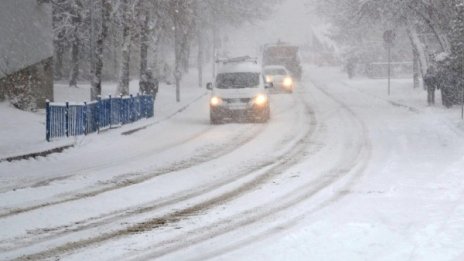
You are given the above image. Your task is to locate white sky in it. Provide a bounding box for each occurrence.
[225,0,317,57]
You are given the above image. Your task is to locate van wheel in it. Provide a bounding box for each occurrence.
[257,108,270,123]
[210,112,222,125]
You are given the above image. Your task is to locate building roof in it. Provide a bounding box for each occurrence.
[0,0,53,78]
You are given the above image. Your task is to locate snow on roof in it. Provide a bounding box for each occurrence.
[263,65,287,70]
[263,41,298,49]
[217,62,262,74]
[0,0,53,78]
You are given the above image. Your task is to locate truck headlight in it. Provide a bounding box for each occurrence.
[265,75,273,83]
[283,77,293,87]
[210,96,223,106]
[254,94,268,106]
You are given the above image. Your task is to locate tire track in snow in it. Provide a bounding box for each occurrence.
[0,93,209,194]
[122,79,372,261]
[0,124,265,248]
[0,123,260,219]
[6,93,319,261]
[190,78,373,261]
[1,94,300,218]
[0,95,299,257]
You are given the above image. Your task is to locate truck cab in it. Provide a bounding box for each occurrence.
[262,42,302,80]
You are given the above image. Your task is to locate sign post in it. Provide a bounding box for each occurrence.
[383,30,396,96]
[461,59,464,120]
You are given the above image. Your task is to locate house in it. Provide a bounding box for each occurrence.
[0,0,53,109]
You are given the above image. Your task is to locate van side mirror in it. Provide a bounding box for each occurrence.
[265,82,274,89]
[206,82,213,90]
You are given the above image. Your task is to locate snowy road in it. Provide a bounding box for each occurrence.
[1,67,464,260]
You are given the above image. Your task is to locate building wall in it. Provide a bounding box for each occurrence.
[0,58,53,109]
[0,0,53,109]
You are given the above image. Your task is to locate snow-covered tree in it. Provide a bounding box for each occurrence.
[51,0,280,102]
[311,0,464,106]
[440,0,464,106]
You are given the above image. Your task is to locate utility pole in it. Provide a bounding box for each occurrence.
[383,30,395,96]
[212,27,217,81]
[461,62,464,120]
[388,44,391,96]
[413,50,420,89]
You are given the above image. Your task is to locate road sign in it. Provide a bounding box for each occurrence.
[383,30,395,96]
[383,30,396,46]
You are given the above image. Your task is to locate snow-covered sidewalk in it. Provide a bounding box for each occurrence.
[0,72,207,160]
[312,66,464,131]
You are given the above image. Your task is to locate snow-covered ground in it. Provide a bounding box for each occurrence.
[1,65,464,261]
[0,71,206,160]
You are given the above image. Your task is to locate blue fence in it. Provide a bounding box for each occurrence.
[46,94,154,141]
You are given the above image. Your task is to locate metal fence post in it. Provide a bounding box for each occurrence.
[108,95,112,128]
[83,102,88,135]
[130,94,134,122]
[65,101,69,137]
[151,95,154,118]
[46,99,50,142]
[97,96,101,133]
[140,95,144,118]
[120,94,124,125]
[135,93,139,120]
[144,95,148,118]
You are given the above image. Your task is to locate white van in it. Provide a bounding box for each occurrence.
[206,57,272,124]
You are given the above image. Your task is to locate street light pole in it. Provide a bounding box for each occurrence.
[461,58,464,120]
[383,30,395,97]
[388,44,391,96]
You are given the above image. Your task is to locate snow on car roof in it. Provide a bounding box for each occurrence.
[218,62,262,74]
[263,65,288,70]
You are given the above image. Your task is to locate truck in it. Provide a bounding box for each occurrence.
[262,42,302,80]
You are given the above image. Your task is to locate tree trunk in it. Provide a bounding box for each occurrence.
[212,27,217,80]
[69,38,79,87]
[406,20,429,88]
[172,0,183,102]
[54,45,64,80]
[182,32,190,73]
[52,0,65,80]
[413,48,420,89]
[69,0,82,87]
[139,9,149,79]
[174,28,182,102]
[118,0,131,96]
[197,32,204,88]
[91,0,110,100]
[409,3,451,53]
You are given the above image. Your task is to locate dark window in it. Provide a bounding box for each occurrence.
[265,68,287,75]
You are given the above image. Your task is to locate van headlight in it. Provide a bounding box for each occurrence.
[253,94,268,106]
[210,96,223,106]
[283,77,293,87]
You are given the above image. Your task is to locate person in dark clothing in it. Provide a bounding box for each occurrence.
[438,70,454,108]
[139,69,159,99]
[435,56,456,108]
[423,67,438,105]
[345,57,356,79]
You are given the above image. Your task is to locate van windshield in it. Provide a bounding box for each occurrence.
[216,73,260,89]
[264,68,287,75]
